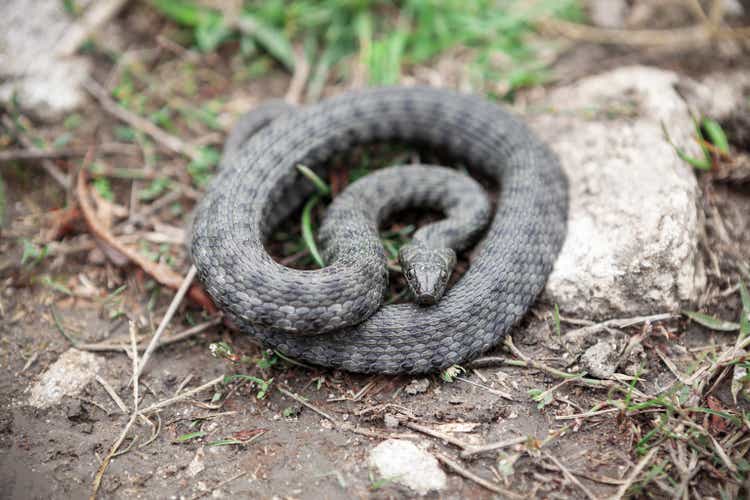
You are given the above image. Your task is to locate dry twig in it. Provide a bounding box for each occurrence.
[544,452,598,500]
[434,453,523,498]
[609,447,659,500]
[84,79,202,161]
[76,168,214,310]
[133,265,197,382]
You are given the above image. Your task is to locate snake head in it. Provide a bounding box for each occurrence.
[398,244,456,305]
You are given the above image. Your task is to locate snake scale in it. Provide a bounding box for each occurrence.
[190,86,568,374]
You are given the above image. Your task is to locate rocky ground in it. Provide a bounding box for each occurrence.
[1,1,750,499]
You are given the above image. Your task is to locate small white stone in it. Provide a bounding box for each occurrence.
[369,439,447,495]
[404,378,430,395]
[580,339,623,379]
[28,348,102,408]
[383,414,400,429]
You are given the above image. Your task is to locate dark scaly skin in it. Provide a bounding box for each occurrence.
[190,86,568,374]
[321,165,492,305]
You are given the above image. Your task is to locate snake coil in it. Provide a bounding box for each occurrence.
[191,86,568,374]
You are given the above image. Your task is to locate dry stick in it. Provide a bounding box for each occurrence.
[609,447,659,500]
[95,375,129,413]
[454,376,513,400]
[570,470,627,486]
[277,386,338,424]
[92,318,143,499]
[434,453,523,498]
[139,375,225,415]
[284,45,310,105]
[399,420,471,450]
[75,317,221,352]
[685,328,750,402]
[90,412,138,500]
[1,116,70,189]
[0,148,91,163]
[564,313,678,344]
[154,315,222,346]
[654,348,690,384]
[554,407,619,421]
[91,376,225,499]
[539,18,750,47]
[189,471,248,500]
[133,265,197,383]
[0,143,136,164]
[460,436,528,458]
[83,79,202,161]
[685,0,710,22]
[139,414,162,449]
[503,337,649,398]
[76,168,212,309]
[129,321,140,414]
[708,434,738,473]
[544,452,599,500]
[56,0,129,56]
[21,352,39,373]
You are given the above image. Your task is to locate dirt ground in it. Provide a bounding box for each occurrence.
[2,3,750,499]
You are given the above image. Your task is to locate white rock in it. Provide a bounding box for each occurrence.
[579,336,626,379]
[369,439,447,495]
[0,0,125,121]
[28,348,102,408]
[677,69,750,120]
[533,66,707,318]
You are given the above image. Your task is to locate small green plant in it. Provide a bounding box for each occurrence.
[282,406,300,418]
[174,430,207,443]
[441,364,465,382]
[20,239,48,267]
[223,374,274,399]
[528,387,554,409]
[92,177,114,201]
[663,117,730,171]
[256,350,278,370]
[138,178,171,201]
[187,146,220,187]
[209,341,250,363]
[368,470,399,491]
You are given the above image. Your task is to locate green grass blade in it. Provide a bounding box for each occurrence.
[150,0,218,27]
[237,13,296,71]
[661,121,711,170]
[296,164,330,195]
[739,282,750,314]
[301,195,325,268]
[206,438,245,446]
[683,310,740,332]
[175,431,206,443]
[702,118,730,155]
[740,282,750,337]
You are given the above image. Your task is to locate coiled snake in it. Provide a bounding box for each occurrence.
[190,87,568,374]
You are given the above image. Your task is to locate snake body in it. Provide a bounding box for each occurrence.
[190,86,568,374]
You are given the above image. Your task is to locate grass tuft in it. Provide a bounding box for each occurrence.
[148,0,582,98]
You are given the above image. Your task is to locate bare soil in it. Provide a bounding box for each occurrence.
[2,3,750,499]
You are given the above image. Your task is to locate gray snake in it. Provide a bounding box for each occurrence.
[190,86,568,374]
